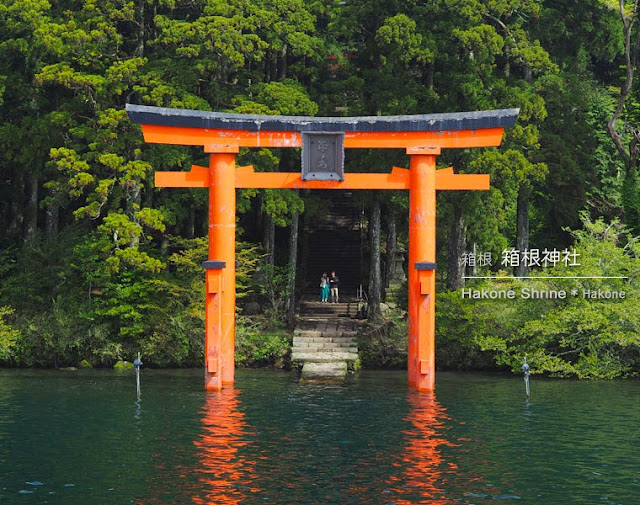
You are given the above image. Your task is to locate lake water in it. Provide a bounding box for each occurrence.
[1,368,639,504]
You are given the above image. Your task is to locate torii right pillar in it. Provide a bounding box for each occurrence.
[408,148,438,392]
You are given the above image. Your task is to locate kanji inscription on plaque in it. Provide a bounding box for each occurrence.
[301,132,345,181]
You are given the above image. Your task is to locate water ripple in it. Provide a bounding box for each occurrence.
[1,369,640,504]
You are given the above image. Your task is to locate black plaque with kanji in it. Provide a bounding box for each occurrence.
[301,132,345,181]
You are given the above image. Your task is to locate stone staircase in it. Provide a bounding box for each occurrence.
[291,317,360,383]
[297,299,357,318]
[302,191,363,297]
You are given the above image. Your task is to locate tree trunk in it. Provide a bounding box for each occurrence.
[285,193,299,328]
[264,54,271,82]
[45,200,59,241]
[385,209,397,290]
[24,173,38,244]
[144,174,153,209]
[135,0,145,58]
[299,207,310,297]
[278,43,288,80]
[426,64,434,90]
[0,190,7,239]
[186,202,195,239]
[8,169,24,242]
[447,203,467,290]
[263,213,275,265]
[160,236,169,256]
[268,219,275,264]
[367,195,382,321]
[127,176,142,247]
[514,185,530,278]
[607,2,639,166]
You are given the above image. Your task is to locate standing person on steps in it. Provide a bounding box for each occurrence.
[320,273,330,303]
[329,271,340,303]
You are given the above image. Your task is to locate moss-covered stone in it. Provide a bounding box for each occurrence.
[78,359,93,368]
[113,360,134,370]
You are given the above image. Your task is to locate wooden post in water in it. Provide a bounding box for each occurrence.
[134,352,142,399]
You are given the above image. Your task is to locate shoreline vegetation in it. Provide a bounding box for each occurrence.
[1,215,640,379]
[2,2,640,379]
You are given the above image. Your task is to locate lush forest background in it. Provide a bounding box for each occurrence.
[1,0,640,378]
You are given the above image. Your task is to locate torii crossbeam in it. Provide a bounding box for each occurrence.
[126,104,518,392]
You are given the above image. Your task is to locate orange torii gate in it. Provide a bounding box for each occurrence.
[126,104,518,392]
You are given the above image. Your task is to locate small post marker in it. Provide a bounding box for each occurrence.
[522,356,530,398]
[134,352,143,399]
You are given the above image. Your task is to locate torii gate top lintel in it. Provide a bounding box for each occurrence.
[126,104,518,191]
[126,103,518,134]
[125,104,519,151]
[125,103,519,393]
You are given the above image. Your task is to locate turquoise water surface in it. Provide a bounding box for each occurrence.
[1,369,639,504]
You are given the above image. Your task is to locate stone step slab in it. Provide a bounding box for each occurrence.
[292,344,357,351]
[301,361,347,379]
[294,327,356,334]
[292,341,357,348]
[294,329,357,334]
[293,329,323,337]
[293,337,358,345]
[292,352,358,362]
[293,337,357,346]
[291,346,358,354]
[292,337,357,344]
[294,330,358,337]
[293,334,357,341]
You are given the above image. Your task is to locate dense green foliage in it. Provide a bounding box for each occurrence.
[1,0,640,375]
[438,215,640,378]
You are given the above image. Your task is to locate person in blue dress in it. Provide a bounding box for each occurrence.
[320,273,330,303]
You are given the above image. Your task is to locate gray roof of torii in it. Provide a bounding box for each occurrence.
[126,104,519,133]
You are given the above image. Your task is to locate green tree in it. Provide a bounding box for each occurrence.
[442,215,640,379]
[0,306,20,361]
[599,0,640,232]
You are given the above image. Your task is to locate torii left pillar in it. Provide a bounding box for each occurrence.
[407,148,438,392]
[203,147,238,390]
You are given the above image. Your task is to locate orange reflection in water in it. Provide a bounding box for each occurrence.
[192,389,259,505]
[386,392,462,505]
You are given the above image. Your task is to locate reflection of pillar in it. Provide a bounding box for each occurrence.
[208,149,237,388]
[387,393,454,504]
[193,390,258,504]
[408,151,437,391]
